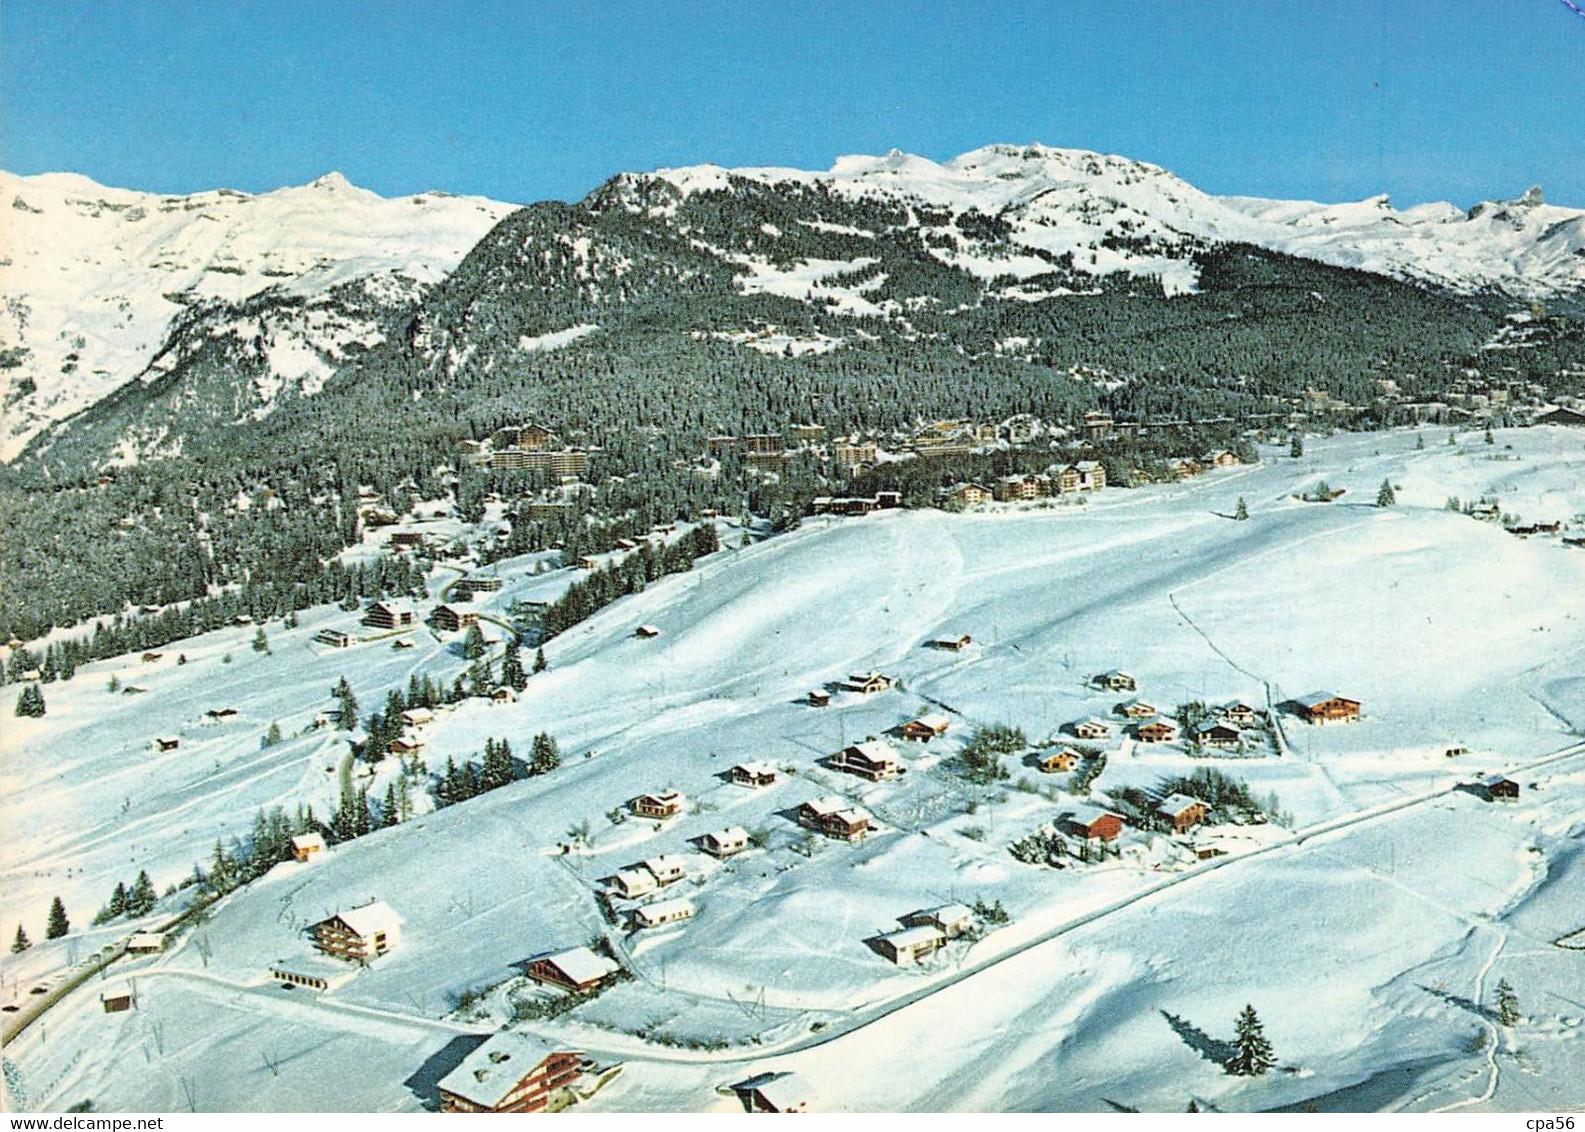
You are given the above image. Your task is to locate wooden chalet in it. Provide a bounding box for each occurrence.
[204,707,239,721]
[874,925,948,966]
[632,897,695,930]
[1206,450,1241,468]
[1038,747,1081,773]
[1064,806,1125,842]
[1117,697,1157,719]
[436,1031,584,1114]
[797,796,871,842]
[606,870,658,899]
[833,738,902,780]
[1295,692,1361,724]
[315,628,355,648]
[929,634,973,651]
[1073,718,1112,740]
[1193,720,1243,748]
[310,901,401,965]
[847,671,893,694]
[1135,718,1180,744]
[730,761,778,788]
[430,604,478,633]
[898,714,950,742]
[389,734,425,755]
[900,903,974,938]
[641,855,688,886]
[1157,794,1210,833]
[399,708,435,728]
[1094,669,1136,692]
[490,686,518,704]
[153,736,180,752]
[576,555,599,570]
[388,531,426,551]
[1221,701,1259,726]
[633,624,661,639]
[807,689,831,707]
[527,947,620,993]
[945,482,993,508]
[1480,774,1520,800]
[363,600,417,630]
[101,992,133,1013]
[701,827,749,857]
[632,790,685,820]
[126,932,166,954]
[290,833,326,863]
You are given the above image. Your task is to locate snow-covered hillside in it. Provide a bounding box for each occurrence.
[634,144,1585,302]
[0,171,518,460]
[4,426,1583,1112]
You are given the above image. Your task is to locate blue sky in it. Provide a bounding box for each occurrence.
[2,1,1581,207]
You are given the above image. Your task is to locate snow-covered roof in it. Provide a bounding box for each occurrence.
[437,1030,578,1110]
[370,599,414,615]
[911,713,950,731]
[1296,691,1352,708]
[1068,805,1123,827]
[845,738,897,762]
[290,832,326,851]
[707,826,749,844]
[331,900,401,939]
[733,760,777,777]
[540,946,618,986]
[1193,719,1240,735]
[803,795,849,817]
[879,924,947,949]
[635,897,695,925]
[609,869,655,893]
[1479,773,1516,787]
[1158,793,1206,816]
[642,854,688,876]
[912,902,973,926]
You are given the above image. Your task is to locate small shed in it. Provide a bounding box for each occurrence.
[807,689,831,708]
[126,932,166,954]
[291,832,327,863]
[931,634,973,651]
[153,736,180,752]
[1480,774,1519,801]
[101,992,134,1013]
[898,714,950,742]
[634,625,661,639]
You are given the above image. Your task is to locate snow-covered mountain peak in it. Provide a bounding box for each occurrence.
[0,169,520,461]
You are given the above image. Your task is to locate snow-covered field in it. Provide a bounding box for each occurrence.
[4,426,1583,1112]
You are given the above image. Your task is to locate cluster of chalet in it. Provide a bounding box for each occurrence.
[945,461,1107,510]
[872,903,974,966]
[603,854,691,900]
[810,491,902,516]
[1163,450,1242,481]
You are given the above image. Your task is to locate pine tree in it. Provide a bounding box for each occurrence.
[14,684,45,717]
[533,647,547,674]
[1234,497,1248,521]
[381,783,399,828]
[463,623,487,660]
[1484,427,1495,445]
[501,639,527,692]
[11,923,30,953]
[1415,433,1425,450]
[108,881,128,917]
[108,674,121,693]
[1225,1004,1276,1076]
[45,896,69,939]
[1289,434,1304,458]
[1495,978,1520,1026]
[252,626,270,653]
[481,737,516,790]
[262,721,283,748]
[127,870,157,916]
[1376,478,1396,507]
[333,676,358,729]
[530,731,561,776]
